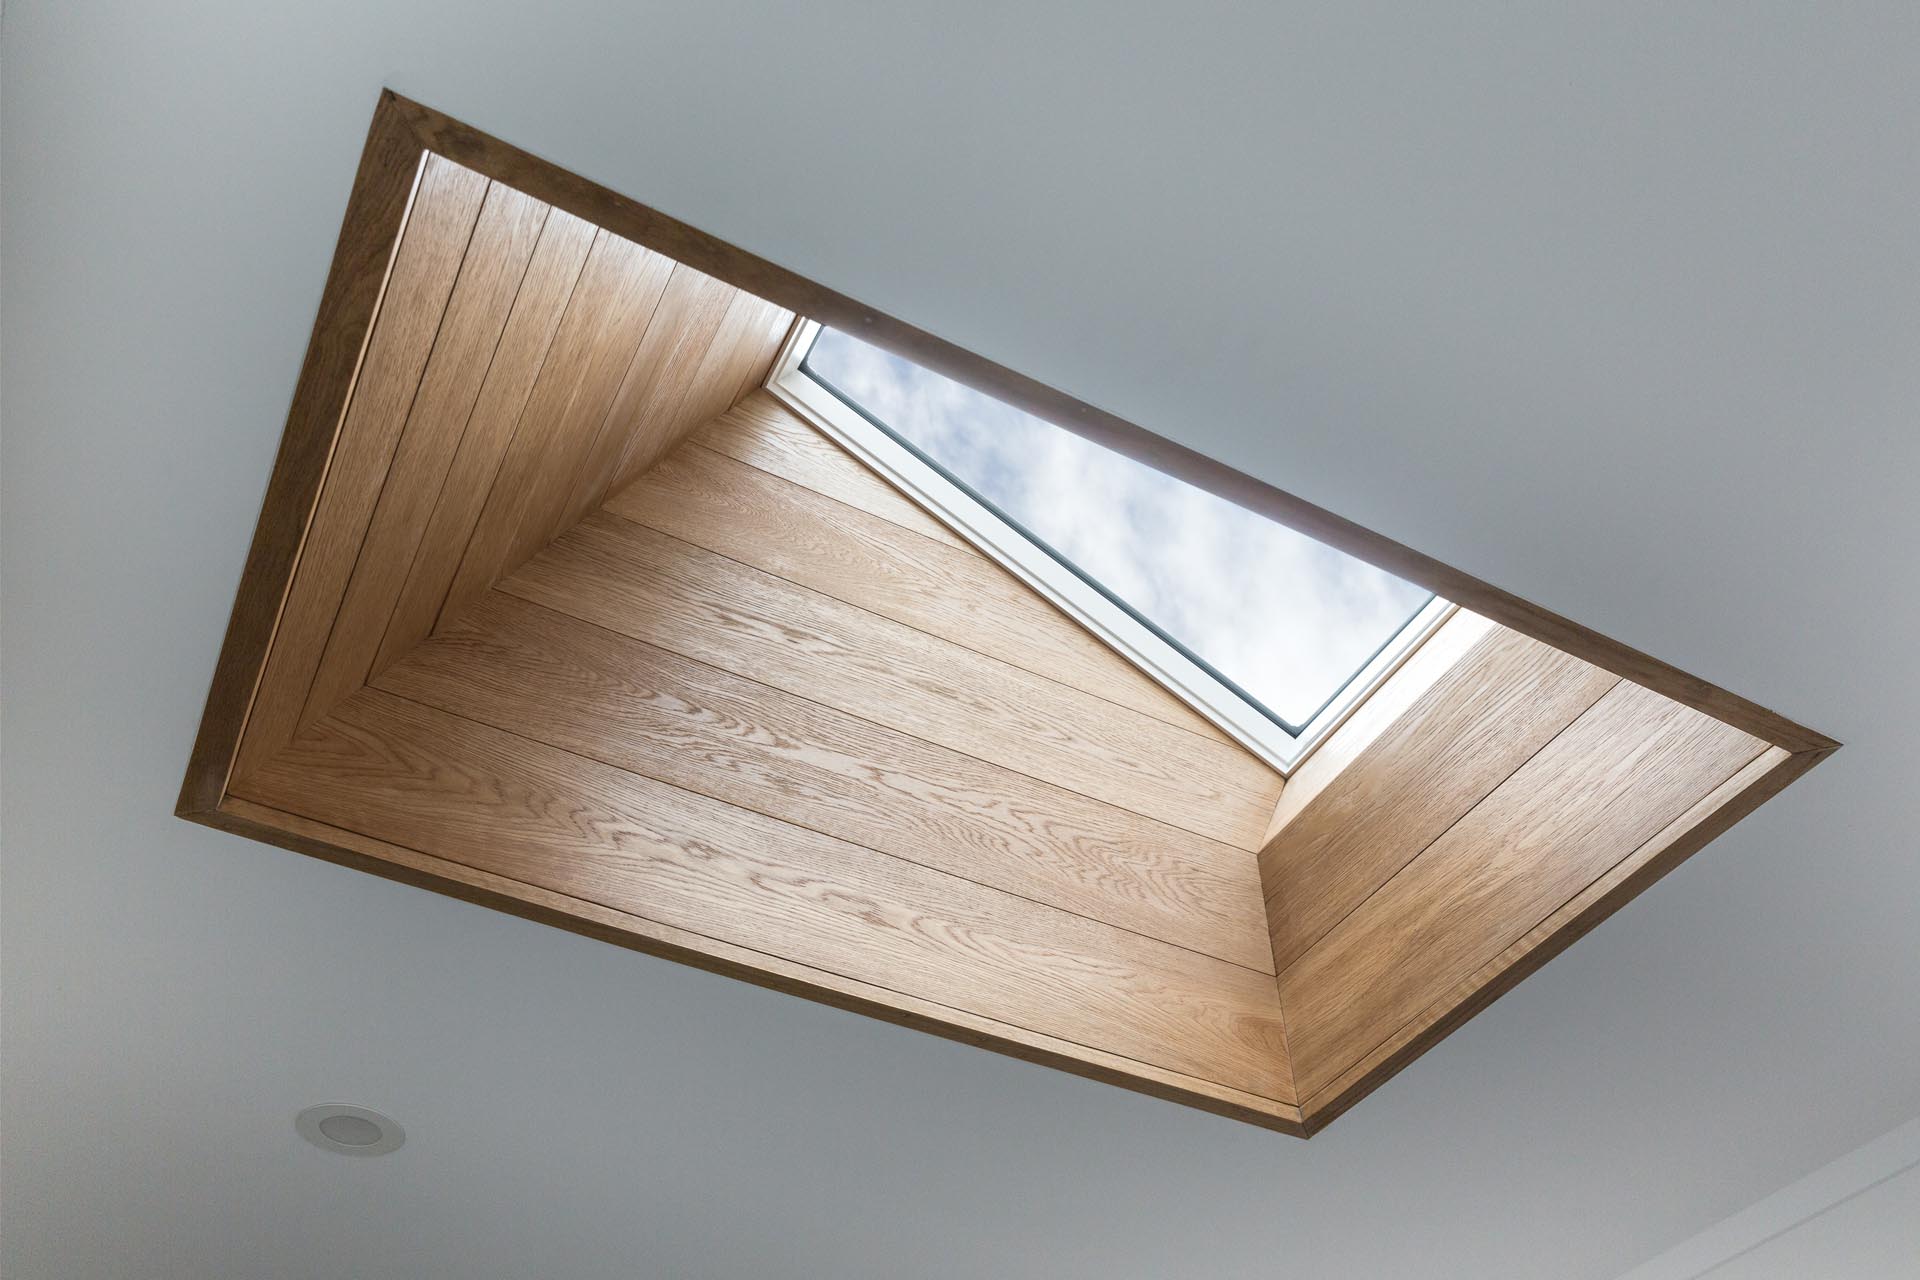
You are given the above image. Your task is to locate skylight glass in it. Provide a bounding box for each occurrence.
[796,327,1436,741]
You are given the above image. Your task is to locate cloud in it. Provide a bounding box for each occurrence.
[807,329,1433,730]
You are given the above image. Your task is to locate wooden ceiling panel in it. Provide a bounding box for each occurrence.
[372,205,600,675]
[230,686,1294,1100]
[1280,680,1769,1101]
[229,155,489,785]
[606,434,1235,739]
[505,512,1280,846]
[299,179,551,726]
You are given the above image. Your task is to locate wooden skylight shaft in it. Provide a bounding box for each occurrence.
[179,91,1836,1136]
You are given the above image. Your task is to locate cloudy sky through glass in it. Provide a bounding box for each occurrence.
[804,328,1433,731]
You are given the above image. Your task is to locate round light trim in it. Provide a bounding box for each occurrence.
[295,1104,405,1156]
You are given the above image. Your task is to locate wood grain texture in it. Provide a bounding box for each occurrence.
[230,154,489,785]
[606,440,1237,739]
[385,90,1833,755]
[232,688,1296,1099]
[1280,680,1768,1099]
[373,205,599,673]
[196,796,1305,1133]
[1298,745,1804,1131]
[730,300,796,404]
[431,230,788,640]
[497,232,675,572]
[178,92,1839,1138]
[592,286,790,502]
[1260,613,1622,970]
[377,589,1274,970]
[693,393,968,549]
[558,265,734,535]
[302,181,550,723]
[177,96,425,813]
[505,512,1282,847]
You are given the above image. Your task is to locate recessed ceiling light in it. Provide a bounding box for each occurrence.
[295,1104,405,1156]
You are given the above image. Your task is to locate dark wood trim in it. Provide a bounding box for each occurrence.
[184,797,1307,1136]
[383,90,1834,757]
[1294,743,1831,1134]
[176,93,429,815]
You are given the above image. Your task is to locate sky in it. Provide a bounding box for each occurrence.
[804,329,1434,731]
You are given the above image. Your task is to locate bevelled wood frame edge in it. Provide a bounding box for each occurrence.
[177,95,427,816]
[1291,742,1828,1135]
[183,796,1307,1136]
[386,90,1832,758]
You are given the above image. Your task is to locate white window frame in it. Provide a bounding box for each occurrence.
[764,319,1454,775]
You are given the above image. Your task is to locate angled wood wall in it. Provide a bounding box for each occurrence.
[1259,610,1776,1119]
[230,154,792,786]
[231,393,1298,1123]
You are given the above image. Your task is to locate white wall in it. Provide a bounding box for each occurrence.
[1621,1117,1920,1280]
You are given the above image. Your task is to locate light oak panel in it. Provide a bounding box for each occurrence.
[558,265,735,536]
[1260,613,1622,970]
[232,688,1296,1100]
[373,205,599,673]
[377,589,1274,970]
[707,293,795,420]
[606,441,1236,738]
[435,229,651,634]
[1299,745,1798,1128]
[426,231,792,641]
[209,796,1303,1132]
[301,181,551,723]
[230,155,488,784]
[1281,680,1767,1099]
[505,512,1281,847]
[693,393,968,548]
[499,233,676,574]
[724,293,797,406]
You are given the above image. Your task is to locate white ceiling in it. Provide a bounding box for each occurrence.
[3,3,1915,1277]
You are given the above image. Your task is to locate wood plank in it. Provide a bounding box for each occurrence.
[606,441,1243,739]
[377,589,1274,970]
[602,289,792,497]
[693,394,968,549]
[177,95,424,813]
[202,796,1305,1132]
[1260,613,1621,970]
[1299,745,1798,1130]
[506,513,1282,847]
[232,688,1296,1099]
[391,91,1835,755]
[301,181,550,723]
[1280,680,1767,1098]
[372,207,597,674]
[437,230,659,630]
[499,234,675,568]
[566,264,737,526]
[699,291,791,420]
[230,154,488,784]
[723,292,796,404]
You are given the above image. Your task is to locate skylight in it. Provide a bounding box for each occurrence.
[774,324,1444,770]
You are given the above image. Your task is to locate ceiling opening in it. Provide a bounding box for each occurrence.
[177,92,1836,1138]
